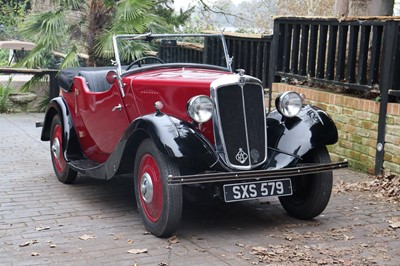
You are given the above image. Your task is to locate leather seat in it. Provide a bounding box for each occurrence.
[78,70,111,92]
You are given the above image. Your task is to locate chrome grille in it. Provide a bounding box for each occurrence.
[211,76,267,170]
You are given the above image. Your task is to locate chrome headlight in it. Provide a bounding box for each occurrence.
[275,91,303,118]
[187,95,214,123]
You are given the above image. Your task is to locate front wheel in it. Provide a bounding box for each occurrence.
[134,139,182,237]
[50,115,77,184]
[279,146,333,220]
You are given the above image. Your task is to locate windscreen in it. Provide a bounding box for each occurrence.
[115,34,230,71]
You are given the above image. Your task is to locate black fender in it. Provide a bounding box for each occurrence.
[266,105,338,168]
[115,113,218,175]
[40,97,82,160]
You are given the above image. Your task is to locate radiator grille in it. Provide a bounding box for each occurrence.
[215,81,267,169]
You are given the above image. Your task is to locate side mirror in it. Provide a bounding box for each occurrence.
[106,70,117,84]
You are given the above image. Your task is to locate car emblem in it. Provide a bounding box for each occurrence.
[235,148,248,164]
[250,149,260,163]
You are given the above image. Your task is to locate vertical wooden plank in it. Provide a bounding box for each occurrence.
[357,25,371,85]
[255,41,262,79]
[283,23,293,73]
[326,25,338,80]
[308,24,318,77]
[299,24,309,76]
[316,25,328,79]
[335,25,348,81]
[291,24,301,74]
[347,25,359,83]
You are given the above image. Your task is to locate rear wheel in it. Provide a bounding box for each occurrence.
[134,139,182,237]
[50,115,77,184]
[279,146,333,219]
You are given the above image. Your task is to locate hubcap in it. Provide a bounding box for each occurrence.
[52,138,61,160]
[51,124,66,173]
[140,173,154,203]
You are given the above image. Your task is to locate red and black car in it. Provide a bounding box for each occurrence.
[39,33,347,237]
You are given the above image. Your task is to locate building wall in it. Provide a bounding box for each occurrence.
[272,83,400,175]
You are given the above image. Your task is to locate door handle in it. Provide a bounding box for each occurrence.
[112,104,123,112]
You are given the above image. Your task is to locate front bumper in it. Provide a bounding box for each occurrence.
[168,160,348,185]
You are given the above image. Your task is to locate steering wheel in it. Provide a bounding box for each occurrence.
[126,56,164,70]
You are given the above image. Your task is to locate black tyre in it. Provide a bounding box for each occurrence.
[134,139,183,237]
[50,115,77,184]
[279,146,333,219]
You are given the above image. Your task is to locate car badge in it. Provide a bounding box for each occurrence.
[250,149,260,163]
[235,148,248,164]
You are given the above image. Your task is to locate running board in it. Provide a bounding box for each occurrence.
[168,161,348,185]
[68,159,107,179]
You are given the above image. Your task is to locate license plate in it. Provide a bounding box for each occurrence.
[223,179,292,202]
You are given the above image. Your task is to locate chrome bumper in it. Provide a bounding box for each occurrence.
[168,161,348,185]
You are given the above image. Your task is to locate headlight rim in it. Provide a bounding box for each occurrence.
[275,91,303,118]
[186,95,214,123]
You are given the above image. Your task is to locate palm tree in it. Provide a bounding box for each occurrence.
[17,0,164,68]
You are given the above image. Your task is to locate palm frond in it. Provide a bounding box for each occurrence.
[19,74,48,93]
[116,0,153,21]
[59,46,80,69]
[14,44,52,68]
[19,10,67,51]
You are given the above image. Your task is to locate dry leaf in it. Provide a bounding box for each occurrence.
[19,240,38,247]
[79,234,96,240]
[251,246,269,255]
[35,226,50,231]
[127,248,148,254]
[168,236,179,245]
[389,221,400,229]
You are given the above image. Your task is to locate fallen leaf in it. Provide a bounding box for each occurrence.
[251,246,269,255]
[79,234,96,240]
[389,221,400,229]
[35,226,50,231]
[127,248,148,254]
[19,240,38,247]
[168,236,179,245]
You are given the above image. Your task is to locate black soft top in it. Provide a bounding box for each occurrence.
[58,67,116,92]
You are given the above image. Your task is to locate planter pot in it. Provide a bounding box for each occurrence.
[8,92,37,113]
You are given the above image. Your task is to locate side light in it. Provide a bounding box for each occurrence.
[275,91,303,118]
[187,95,214,123]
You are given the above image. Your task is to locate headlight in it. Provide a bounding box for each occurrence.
[187,95,214,123]
[275,91,303,118]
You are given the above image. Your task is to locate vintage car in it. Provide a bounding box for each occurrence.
[39,33,347,237]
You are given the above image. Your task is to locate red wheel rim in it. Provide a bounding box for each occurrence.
[138,154,163,223]
[51,124,66,173]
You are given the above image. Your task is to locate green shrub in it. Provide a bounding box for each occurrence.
[0,49,10,66]
[0,77,12,113]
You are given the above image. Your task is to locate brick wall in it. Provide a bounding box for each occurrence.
[272,83,400,175]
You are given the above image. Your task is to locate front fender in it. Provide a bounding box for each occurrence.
[266,105,338,168]
[116,113,218,174]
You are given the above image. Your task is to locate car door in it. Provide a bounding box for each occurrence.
[74,75,130,163]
